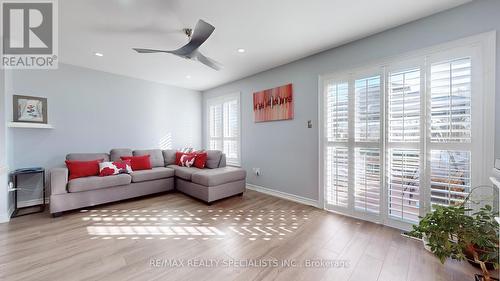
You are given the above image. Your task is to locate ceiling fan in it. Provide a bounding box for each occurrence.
[133,19,222,71]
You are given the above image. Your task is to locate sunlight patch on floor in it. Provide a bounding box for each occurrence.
[81,208,308,241]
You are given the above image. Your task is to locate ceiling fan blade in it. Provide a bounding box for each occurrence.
[195,51,222,71]
[133,48,171,54]
[170,19,215,57]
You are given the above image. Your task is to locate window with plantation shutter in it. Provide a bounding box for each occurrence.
[428,57,473,210]
[353,74,382,215]
[207,93,240,165]
[326,82,349,142]
[388,69,421,142]
[430,58,472,143]
[208,104,222,151]
[320,33,494,230]
[355,76,381,142]
[354,148,381,214]
[386,67,422,224]
[324,75,382,216]
[430,150,471,208]
[388,149,420,223]
[324,80,349,208]
[326,147,349,207]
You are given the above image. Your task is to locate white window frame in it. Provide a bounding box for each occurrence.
[205,93,241,166]
[318,31,496,230]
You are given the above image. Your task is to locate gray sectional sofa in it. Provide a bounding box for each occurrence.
[49,148,246,216]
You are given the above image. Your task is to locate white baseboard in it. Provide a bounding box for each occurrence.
[0,199,47,223]
[0,214,9,223]
[246,183,320,208]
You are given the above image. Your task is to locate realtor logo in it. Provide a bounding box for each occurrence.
[1,0,58,69]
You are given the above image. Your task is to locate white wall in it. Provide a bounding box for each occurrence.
[203,0,500,202]
[0,69,8,222]
[7,63,202,203]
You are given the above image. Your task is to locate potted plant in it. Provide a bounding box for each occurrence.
[409,204,499,281]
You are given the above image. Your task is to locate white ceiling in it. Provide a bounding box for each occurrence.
[60,0,471,91]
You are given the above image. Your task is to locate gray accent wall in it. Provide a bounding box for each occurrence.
[203,0,500,202]
[7,64,202,202]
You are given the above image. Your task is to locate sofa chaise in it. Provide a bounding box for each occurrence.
[50,148,246,216]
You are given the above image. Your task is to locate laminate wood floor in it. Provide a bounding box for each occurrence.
[0,189,492,281]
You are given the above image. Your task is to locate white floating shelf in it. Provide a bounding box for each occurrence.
[7,122,54,129]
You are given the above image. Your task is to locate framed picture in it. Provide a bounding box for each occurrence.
[253,83,293,122]
[13,95,48,124]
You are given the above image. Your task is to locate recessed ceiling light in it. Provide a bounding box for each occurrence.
[94,52,104,57]
[237,48,245,53]
[185,75,191,79]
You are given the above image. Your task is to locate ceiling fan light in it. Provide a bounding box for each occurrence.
[237,48,245,53]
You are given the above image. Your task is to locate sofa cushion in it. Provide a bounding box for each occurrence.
[219,154,227,168]
[110,148,132,161]
[66,153,110,162]
[67,174,132,193]
[162,149,177,166]
[131,167,174,183]
[133,149,164,168]
[167,165,203,181]
[205,150,222,169]
[191,167,247,187]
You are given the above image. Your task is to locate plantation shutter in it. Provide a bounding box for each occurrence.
[386,67,422,224]
[326,82,349,142]
[354,148,381,213]
[321,37,492,230]
[207,94,241,165]
[354,75,382,215]
[430,150,471,208]
[208,104,223,151]
[223,99,240,165]
[430,58,472,143]
[355,76,381,142]
[324,80,349,207]
[387,149,420,223]
[428,57,473,209]
[388,69,421,142]
[326,147,349,207]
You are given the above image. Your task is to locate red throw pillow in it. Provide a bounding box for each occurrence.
[120,155,151,171]
[175,151,187,165]
[175,151,207,168]
[65,159,102,180]
[178,153,197,167]
[99,160,132,177]
[193,151,208,169]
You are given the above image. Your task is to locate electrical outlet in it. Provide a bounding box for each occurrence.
[253,168,261,176]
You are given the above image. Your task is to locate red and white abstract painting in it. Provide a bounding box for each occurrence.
[253,83,294,122]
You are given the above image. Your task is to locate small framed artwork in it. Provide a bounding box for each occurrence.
[13,95,48,124]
